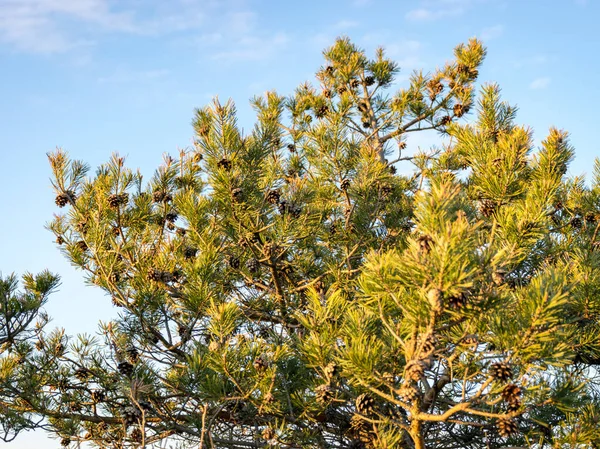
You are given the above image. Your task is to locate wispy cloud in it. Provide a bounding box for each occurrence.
[405,0,485,22]
[0,0,136,53]
[0,0,216,54]
[334,20,360,30]
[530,77,551,90]
[211,32,289,62]
[480,24,504,40]
[187,9,289,63]
[511,54,551,69]
[0,1,290,64]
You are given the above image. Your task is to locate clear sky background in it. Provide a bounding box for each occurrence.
[1,0,598,447]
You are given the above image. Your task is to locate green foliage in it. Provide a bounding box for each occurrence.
[3,37,600,449]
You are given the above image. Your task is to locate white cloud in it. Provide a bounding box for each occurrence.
[405,0,486,21]
[480,24,504,40]
[405,8,436,20]
[511,54,551,69]
[211,32,289,62]
[530,77,551,90]
[334,20,360,30]
[384,40,424,72]
[0,0,136,53]
[0,0,219,54]
[0,1,290,64]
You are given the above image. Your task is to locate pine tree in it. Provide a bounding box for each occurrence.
[0,271,59,442]
[3,37,600,449]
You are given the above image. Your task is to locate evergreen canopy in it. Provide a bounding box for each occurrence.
[2,37,600,449]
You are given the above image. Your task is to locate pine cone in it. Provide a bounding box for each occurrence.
[227,255,240,269]
[55,190,76,207]
[350,78,360,89]
[60,437,71,447]
[404,360,426,382]
[76,240,88,252]
[349,415,374,446]
[107,194,121,209]
[315,104,329,118]
[364,75,375,86]
[456,63,470,75]
[266,189,281,204]
[501,384,522,406]
[490,362,513,382]
[56,235,65,245]
[507,400,521,413]
[315,384,333,404]
[126,347,139,364]
[427,79,444,96]
[165,211,178,223]
[147,268,162,282]
[287,143,296,152]
[380,183,393,198]
[448,291,467,309]
[438,115,452,126]
[246,258,259,274]
[340,178,351,191]
[355,393,375,415]
[117,361,134,377]
[231,187,243,202]
[478,199,497,217]
[253,355,268,371]
[217,158,232,171]
[121,404,141,426]
[453,103,466,117]
[417,234,434,254]
[130,428,143,443]
[427,288,444,314]
[399,384,419,402]
[497,418,518,437]
[418,333,438,355]
[152,190,172,203]
[184,246,198,259]
[492,269,507,286]
[324,362,338,379]
[570,216,583,229]
[323,89,333,98]
[91,390,105,403]
[74,368,91,381]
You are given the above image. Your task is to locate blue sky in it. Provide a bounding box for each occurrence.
[1,0,597,446]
